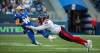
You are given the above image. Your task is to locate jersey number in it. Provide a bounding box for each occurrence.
[23,17,30,24]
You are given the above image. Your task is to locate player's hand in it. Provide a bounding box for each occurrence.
[15,19,22,26]
[26,26,37,32]
[26,26,33,29]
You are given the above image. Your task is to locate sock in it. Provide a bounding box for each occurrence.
[73,36,87,45]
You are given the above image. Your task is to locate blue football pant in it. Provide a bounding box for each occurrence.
[38,30,50,38]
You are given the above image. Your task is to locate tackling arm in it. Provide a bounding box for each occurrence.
[28,25,48,30]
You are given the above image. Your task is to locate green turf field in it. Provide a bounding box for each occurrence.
[0,35,100,53]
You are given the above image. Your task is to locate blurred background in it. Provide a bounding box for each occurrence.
[0,0,100,53]
[0,0,99,35]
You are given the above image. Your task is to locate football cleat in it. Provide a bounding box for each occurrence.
[48,35,56,42]
[85,40,92,52]
[32,41,41,45]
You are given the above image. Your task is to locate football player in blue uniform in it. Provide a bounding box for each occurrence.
[15,6,40,45]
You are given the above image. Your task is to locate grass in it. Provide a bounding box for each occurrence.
[0,35,100,53]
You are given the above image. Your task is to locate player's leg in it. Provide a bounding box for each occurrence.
[27,29,40,45]
[38,30,49,38]
[24,24,37,45]
[38,30,56,41]
[31,22,54,40]
[59,27,93,51]
[59,27,91,46]
[59,27,92,52]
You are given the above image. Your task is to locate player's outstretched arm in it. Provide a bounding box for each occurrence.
[26,25,48,31]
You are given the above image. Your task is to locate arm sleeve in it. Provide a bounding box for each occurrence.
[31,20,52,30]
[31,25,48,30]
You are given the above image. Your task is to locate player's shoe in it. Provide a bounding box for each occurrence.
[85,40,92,52]
[32,41,41,45]
[48,35,56,42]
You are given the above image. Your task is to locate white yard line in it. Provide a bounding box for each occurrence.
[0,42,99,51]
[55,48,100,50]
[0,42,58,46]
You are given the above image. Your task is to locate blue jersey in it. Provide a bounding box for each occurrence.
[15,12,33,26]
